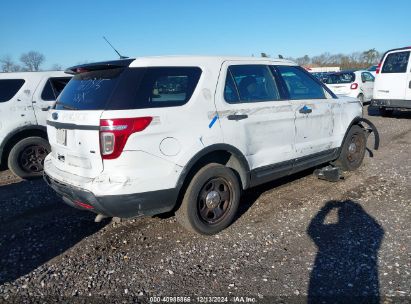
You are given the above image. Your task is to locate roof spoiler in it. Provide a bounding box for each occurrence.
[65,58,135,75]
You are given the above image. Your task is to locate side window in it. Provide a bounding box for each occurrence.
[382,51,410,73]
[0,79,25,103]
[135,67,201,107]
[361,72,374,82]
[225,65,280,103]
[276,66,326,100]
[41,77,71,101]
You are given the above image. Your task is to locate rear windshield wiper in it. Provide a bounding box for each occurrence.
[55,101,79,110]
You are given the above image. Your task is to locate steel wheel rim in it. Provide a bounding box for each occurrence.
[197,177,233,225]
[346,133,365,164]
[19,145,49,173]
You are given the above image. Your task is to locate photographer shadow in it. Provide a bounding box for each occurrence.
[307,200,384,303]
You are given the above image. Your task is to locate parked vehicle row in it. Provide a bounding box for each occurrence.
[1,45,408,234]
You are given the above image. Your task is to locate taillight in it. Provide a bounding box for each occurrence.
[350,83,358,90]
[99,117,152,159]
[375,62,382,74]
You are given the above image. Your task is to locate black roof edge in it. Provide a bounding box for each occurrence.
[379,46,411,62]
[65,58,135,74]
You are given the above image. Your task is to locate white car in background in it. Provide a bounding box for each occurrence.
[324,70,375,104]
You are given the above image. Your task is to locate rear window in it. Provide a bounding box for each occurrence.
[0,79,25,102]
[324,72,355,84]
[56,67,201,110]
[382,51,410,73]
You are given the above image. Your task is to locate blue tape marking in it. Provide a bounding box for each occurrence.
[209,114,218,129]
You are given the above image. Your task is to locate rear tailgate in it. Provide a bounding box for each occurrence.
[47,110,103,178]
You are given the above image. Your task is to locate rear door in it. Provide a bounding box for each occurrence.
[215,62,296,171]
[275,65,339,157]
[376,50,410,100]
[47,68,126,178]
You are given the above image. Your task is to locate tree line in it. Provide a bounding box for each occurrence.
[2,48,382,73]
[261,48,381,70]
[0,51,62,72]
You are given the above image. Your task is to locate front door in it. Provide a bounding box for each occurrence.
[275,65,338,158]
[214,62,296,172]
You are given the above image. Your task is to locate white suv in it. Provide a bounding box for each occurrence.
[44,56,375,234]
[0,71,71,178]
[371,46,411,115]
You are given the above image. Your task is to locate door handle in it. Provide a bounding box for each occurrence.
[227,114,248,121]
[409,81,411,89]
[299,105,312,114]
[41,106,51,111]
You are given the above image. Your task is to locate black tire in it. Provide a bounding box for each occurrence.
[379,107,394,117]
[175,163,241,235]
[8,136,50,179]
[334,125,366,171]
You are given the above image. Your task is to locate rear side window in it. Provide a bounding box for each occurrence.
[41,77,71,101]
[276,66,326,100]
[224,65,280,103]
[0,79,25,102]
[382,51,410,73]
[361,72,374,82]
[325,72,355,84]
[56,67,201,110]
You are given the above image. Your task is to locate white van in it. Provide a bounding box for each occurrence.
[371,46,411,115]
[0,71,71,178]
[43,56,378,235]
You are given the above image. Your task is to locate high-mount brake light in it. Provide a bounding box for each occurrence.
[99,117,153,159]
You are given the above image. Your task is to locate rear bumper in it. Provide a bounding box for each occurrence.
[371,99,411,109]
[43,172,178,218]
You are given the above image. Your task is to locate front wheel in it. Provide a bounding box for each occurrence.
[8,136,50,179]
[334,125,366,171]
[175,163,241,235]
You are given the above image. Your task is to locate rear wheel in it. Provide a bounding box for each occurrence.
[176,163,241,235]
[8,137,50,179]
[335,125,366,171]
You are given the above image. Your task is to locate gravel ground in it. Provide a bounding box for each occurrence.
[0,106,410,303]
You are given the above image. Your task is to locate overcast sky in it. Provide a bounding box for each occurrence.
[1,0,410,69]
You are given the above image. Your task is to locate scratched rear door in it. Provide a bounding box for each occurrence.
[214,61,296,170]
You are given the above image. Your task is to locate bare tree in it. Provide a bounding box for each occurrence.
[0,55,21,72]
[51,63,63,71]
[296,55,310,66]
[20,51,45,71]
[361,49,379,66]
